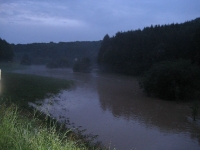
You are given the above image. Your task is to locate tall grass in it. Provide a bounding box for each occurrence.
[0,102,86,150]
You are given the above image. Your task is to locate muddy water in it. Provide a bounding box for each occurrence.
[14,66,200,150]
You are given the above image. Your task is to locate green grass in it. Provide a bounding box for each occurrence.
[0,103,86,150]
[0,72,73,107]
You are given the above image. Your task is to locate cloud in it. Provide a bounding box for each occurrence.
[0,0,199,44]
[0,1,87,27]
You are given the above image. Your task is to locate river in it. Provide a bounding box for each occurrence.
[14,66,200,150]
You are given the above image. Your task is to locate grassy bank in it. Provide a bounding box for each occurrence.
[0,66,106,149]
[0,71,73,107]
[0,103,87,150]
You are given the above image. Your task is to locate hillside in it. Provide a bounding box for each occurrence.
[12,41,101,67]
[97,17,200,75]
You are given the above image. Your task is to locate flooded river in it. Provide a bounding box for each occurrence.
[14,66,200,150]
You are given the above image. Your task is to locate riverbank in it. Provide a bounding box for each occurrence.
[1,64,199,150]
[0,64,105,149]
[0,102,88,150]
[1,71,73,107]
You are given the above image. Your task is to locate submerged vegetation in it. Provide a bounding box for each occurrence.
[140,60,200,101]
[73,57,92,73]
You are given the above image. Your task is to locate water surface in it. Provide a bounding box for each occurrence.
[14,66,200,150]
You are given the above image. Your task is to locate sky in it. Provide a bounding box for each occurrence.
[0,0,200,44]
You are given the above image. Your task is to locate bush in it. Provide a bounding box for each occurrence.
[140,60,200,101]
[73,57,91,73]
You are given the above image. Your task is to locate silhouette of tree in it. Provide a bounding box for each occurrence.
[0,38,14,62]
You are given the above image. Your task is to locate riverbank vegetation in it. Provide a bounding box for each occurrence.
[97,17,200,102]
[0,102,87,150]
[73,57,92,73]
[140,60,200,101]
[0,66,105,149]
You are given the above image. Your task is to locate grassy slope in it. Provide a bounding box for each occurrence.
[1,71,73,107]
[0,103,86,150]
[0,64,88,150]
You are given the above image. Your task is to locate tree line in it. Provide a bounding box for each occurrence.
[0,39,101,73]
[0,38,14,62]
[1,17,200,101]
[98,17,200,101]
[12,41,101,68]
[97,17,200,75]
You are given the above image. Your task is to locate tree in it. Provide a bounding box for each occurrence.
[97,18,200,76]
[97,34,111,64]
[140,60,200,101]
[0,38,14,62]
[73,57,92,73]
[193,26,200,65]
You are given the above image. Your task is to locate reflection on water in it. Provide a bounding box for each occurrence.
[15,66,200,150]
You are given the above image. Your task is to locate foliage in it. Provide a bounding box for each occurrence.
[0,103,86,150]
[0,38,14,62]
[140,60,200,101]
[97,34,111,64]
[190,101,199,121]
[193,26,200,65]
[12,41,101,67]
[73,57,92,73]
[97,17,200,76]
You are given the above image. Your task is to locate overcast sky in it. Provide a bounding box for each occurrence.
[0,0,200,44]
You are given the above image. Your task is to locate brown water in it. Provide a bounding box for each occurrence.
[14,66,200,150]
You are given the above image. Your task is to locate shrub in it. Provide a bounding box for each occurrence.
[73,57,91,73]
[140,60,200,101]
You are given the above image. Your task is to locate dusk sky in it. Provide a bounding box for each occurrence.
[0,0,200,44]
